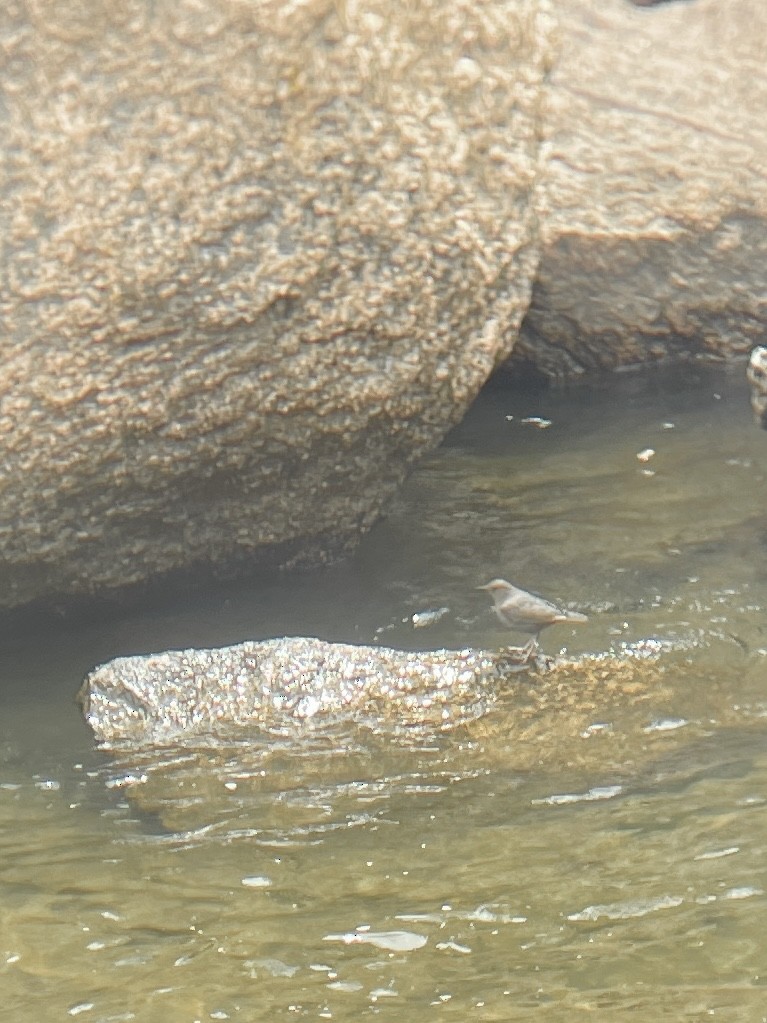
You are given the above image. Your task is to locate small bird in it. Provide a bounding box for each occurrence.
[477,578,588,658]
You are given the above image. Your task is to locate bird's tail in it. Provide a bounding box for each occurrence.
[564,611,588,623]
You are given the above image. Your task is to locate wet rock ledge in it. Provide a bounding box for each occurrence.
[79,639,512,744]
[78,636,664,746]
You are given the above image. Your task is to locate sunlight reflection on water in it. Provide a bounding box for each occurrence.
[3,364,767,1020]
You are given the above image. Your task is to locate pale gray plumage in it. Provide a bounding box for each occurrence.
[477,578,587,654]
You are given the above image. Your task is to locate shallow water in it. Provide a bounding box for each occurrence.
[3,363,767,1021]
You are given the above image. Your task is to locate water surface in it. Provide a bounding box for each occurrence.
[2,363,767,1021]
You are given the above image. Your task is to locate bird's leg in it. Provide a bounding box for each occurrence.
[521,636,539,661]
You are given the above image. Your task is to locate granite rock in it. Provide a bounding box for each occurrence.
[78,634,671,748]
[514,0,767,378]
[0,0,551,609]
[78,637,527,743]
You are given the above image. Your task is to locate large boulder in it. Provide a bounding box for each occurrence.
[513,0,767,377]
[0,0,551,610]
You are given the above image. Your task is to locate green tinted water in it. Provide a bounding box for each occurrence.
[2,364,767,1021]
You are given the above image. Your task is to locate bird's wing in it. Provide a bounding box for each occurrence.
[503,592,562,623]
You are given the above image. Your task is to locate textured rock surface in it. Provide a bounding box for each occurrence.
[0,0,551,610]
[85,636,686,834]
[77,635,665,745]
[78,638,524,743]
[514,0,767,377]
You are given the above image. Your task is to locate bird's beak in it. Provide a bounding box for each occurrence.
[476,583,491,591]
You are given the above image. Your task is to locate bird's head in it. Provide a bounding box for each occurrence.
[476,579,513,594]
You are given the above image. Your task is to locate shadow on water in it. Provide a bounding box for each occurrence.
[3,361,767,1020]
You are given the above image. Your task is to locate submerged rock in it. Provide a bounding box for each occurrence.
[80,635,695,834]
[78,635,667,746]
